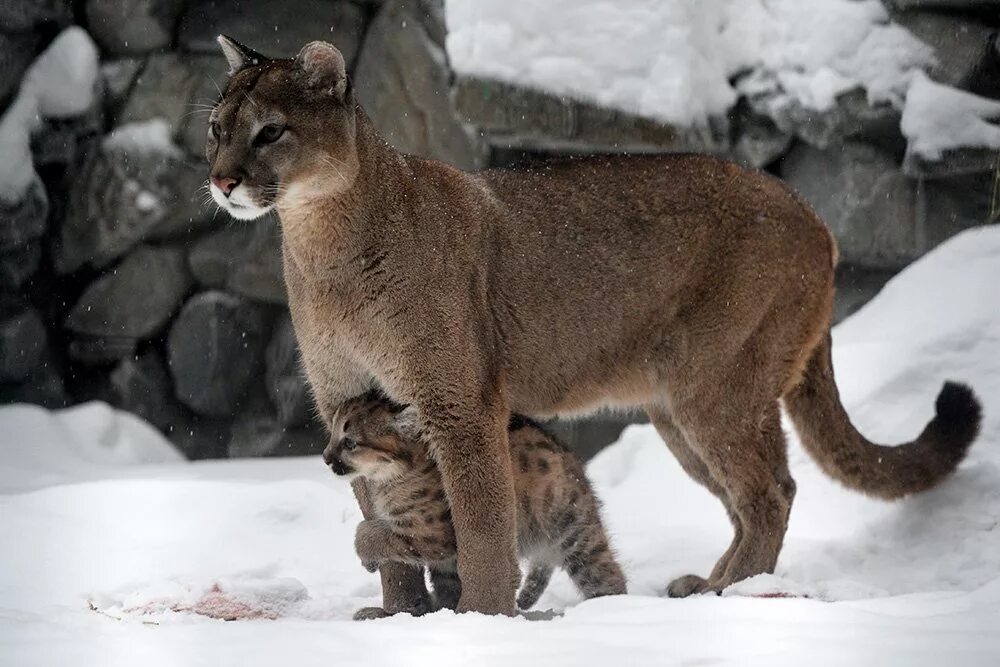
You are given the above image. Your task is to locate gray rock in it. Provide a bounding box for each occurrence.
[0,179,48,251]
[265,314,312,427]
[903,145,1000,179]
[832,264,897,323]
[177,0,366,67]
[732,107,793,168]
[167,291,268,417]
[0,241,41,289]
[747,87,904,152]
[65,245,191,355]
[454,77,730,157]
[32,101,105,167]
[893,12,997,90]
[0,307,47,382]
[166,412,230,459]
[782,142,919,269]
[189,215,286,303]
[0,355,68,409]
[107,349,185,432]
[115,53,230,157]
[229,397,324,458]
[963,32,1000,100]
[355,0,490,170]
[100,58,145,112]
[884,0,1000,12]
[783,142,992,270]
[0,31,41,110]
[0,0,72,32]
[85,0,186,55]
[57,126,211,273]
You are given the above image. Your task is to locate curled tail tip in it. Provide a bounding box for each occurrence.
[933,381,982,453]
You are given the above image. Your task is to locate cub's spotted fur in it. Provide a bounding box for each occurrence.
[324,395,627,611]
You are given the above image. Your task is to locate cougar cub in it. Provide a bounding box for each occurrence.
[323,394,627,611]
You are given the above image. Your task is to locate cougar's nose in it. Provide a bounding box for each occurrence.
[210,175,240,196]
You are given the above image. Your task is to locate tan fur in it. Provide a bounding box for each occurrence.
[324,396,626,614]
[207,38,983,614]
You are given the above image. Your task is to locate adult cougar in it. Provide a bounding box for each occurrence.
[206,36,982,615]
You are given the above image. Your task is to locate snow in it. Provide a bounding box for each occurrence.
[444,0,934,127]
[102,118,182,157]
[901,72,1000,160]
[3,225,1000,664]
[0,27,99,204]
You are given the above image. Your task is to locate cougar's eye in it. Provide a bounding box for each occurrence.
[255,123,285,145]
[342,438,358,452]
[210,121,220,139]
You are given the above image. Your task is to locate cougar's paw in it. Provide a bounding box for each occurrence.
[354,519,390,571]
[353,606,391,621]
[666,574,712,598]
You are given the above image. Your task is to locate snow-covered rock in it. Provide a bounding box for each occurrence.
[901,72,1000,177]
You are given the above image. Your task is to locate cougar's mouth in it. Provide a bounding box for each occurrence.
[209,181,273,221]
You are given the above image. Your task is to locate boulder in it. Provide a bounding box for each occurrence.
[265,314,312,427]
[355,0,490,169]
[107,349,186,432]
[783,141,991,270]
[100,58,144,113]
[0,241,41,289]
[177,0,366,67]
[747,87,904,153]
[166,412,231,460]
[188,215,286,303]
[114,53,230,157]
[0,0,72,32]
[731,105,793,168]
[0,356,68,408]
[0,306,47,382]
[229,395,324,458]
[0,31,42,110]
[782,141,919,269]
[57,121,211,273]
[0,178,48,252]
[893,12,997,90]
[167,291,268,417]
[85,0,186,55]
[65,245,191,363]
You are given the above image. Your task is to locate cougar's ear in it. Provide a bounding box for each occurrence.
[216,34,267,76]
[295,41,348,98]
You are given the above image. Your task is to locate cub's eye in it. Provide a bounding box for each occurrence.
[209,122,220,139]
[255,124,285,145]
[342,438,359,452]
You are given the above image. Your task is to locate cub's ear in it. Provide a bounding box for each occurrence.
[295,41,348,98]
[216,34,267,76]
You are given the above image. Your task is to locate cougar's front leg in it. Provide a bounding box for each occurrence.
[420,395,519,616]
[351,478,432,618]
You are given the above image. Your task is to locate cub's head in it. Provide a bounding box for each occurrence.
[206,35,357,220]
[323,393,425,483]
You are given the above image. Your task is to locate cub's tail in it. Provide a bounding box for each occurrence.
[516,564,554,611]
[783,333,981,500]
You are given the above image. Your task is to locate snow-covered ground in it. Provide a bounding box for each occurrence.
[2,225,1000,665]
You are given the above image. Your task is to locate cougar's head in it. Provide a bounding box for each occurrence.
[206,35,357,220]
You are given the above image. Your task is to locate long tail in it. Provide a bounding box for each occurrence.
[783,333,981,500]
[516,564,554,610]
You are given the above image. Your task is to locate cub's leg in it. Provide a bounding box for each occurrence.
[516,563,554,610]
[418,394,520,616]
[429,566,462,611]
[355,518,457,571]
[672,402,795,595]
[647,408,742,597]
[557,512,627,601]
[351,478,432,619]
